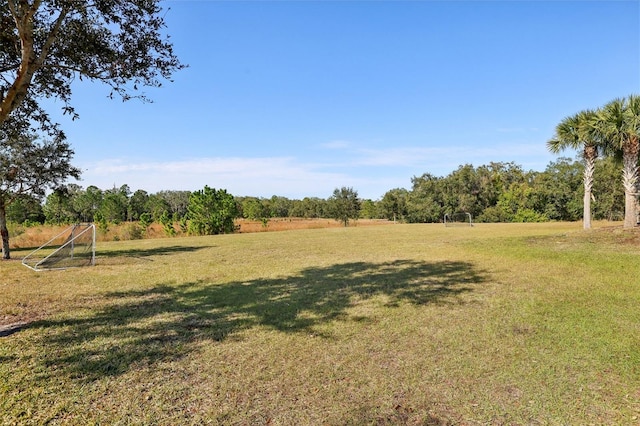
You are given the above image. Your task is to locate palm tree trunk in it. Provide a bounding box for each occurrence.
[622,138,640,229]
[583,146,597,230]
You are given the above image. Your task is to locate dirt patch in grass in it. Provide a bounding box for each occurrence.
[589,224,640,246]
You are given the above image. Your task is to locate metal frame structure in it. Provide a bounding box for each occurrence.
[444,212,473,227]
[22,223,96,271]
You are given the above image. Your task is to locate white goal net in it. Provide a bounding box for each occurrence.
[444,212,473,227]
[22,223,96,271]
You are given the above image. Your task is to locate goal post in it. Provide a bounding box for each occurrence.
[22,223,96,271]
[444,212,473,227]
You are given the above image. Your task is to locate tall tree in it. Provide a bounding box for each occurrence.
[6,193,44,223]
[187,186,238,235]
[379,188,408,222]
[155,190,191,219]
[547,109,602,229]
[72,185,103,222]
[128,189,149,221]
[597,96,640,229]
[327,187,361,227]
[533,157,583,221]
[0,133,80,258]
[43,186,77,224]
[406,173,444,223]
[0,0,184,138]
[98,184,130,223]
[241,197,268,221]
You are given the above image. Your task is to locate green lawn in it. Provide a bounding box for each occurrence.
[1,222,639,424]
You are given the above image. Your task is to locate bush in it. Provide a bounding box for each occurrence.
[513,208,548,223]
[187,186,238,235]
[124,223,145,240]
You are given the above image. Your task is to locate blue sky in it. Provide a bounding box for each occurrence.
[53,0,639,200]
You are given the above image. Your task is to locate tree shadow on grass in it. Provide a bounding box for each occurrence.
[12,245,213,266]
[97,245,214,259]
[29,260,487,381]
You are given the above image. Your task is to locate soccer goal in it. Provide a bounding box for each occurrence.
[22,223,96,271]
[444,212,473,227]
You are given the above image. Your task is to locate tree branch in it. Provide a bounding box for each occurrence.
[40,62,109,80]
[35,4,70,69]
[0,63,21,74]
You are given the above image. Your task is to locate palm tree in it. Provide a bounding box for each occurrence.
[597,96,640,229]
[547,109,602,230]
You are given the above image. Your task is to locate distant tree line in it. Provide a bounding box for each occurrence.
[379,157,623,224]
[4,156,624,231]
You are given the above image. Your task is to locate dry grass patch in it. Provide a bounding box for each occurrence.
[8,218,392,250]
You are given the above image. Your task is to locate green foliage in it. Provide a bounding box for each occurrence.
[6,195,45,224]
[269,195,291,217]
[136,212,152,238]
[94,211,109,234]
[187,186,238,236]
[592,157,624,221]
[43,188,78,225]
[160,211,177,237]
[145,194,171,222]
[596,96,640,228]
[512,208,549,223]
[72,185,103,223]
[241,197,269,221]
[359,199,379,219]
[155,190,191,219]
[0,0,185,140]
[406,173,445,223]
[289,197,327,218]
[328,187,361,227]
[0,133,81,258]
[546,95,639,228]
[139,212,152,229]
[379,188,409,221]
[476,206,512,223]
[5,221,25,238]
[496,182,534,221]
[100,185,131,224]
[20,149,632,233]
[124,222,145,240]
[128,190,149,222]
[533,157,583,221]
[179,217,189,234]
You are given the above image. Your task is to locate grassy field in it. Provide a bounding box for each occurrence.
[1,222,639,424]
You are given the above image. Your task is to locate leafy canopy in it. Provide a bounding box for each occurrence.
[187,186,238,236]
[1,0,185,137]
[0,133,80,258]
[328,187,361,227]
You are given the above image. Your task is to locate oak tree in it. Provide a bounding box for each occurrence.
[328,187,360,227]
[0,133,80,258]
[1,0,185,137]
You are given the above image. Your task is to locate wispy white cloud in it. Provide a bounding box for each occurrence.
[349,142,551,169]
[76,140,557,200]
[81,156,352,198]
[92,157,302,177]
